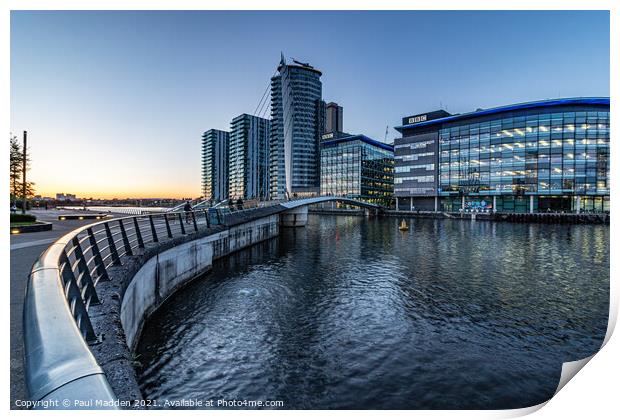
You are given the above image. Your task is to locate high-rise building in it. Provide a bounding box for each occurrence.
[201,129,229,202]
[325,102,343,133]
[269,54,323,199]
[229,114,271,200]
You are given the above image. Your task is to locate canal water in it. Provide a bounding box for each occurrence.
[136,215,609,409]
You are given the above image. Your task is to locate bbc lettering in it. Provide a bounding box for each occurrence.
[408,115,428,124]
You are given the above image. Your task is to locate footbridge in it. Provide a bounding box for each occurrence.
[278,196,383,226]
[22,196,383,409]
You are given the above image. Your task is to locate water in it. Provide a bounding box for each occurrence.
[136,215,609,409]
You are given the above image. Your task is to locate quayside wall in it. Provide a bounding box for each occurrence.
[24,197,382,409]
[120,214,279,349]
[85,213,280,404]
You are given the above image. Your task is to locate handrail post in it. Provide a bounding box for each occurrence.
[164,214,173,238]
[149,214,159,242]
[192,211,198,232]
[178,213,186,234]
[71,237,100,305]
[60,250,98,343]
[204,210,210,228]
[104,222,121,265]
[118,219,133,256]
[87,227,109,281]
[133,217,145,248]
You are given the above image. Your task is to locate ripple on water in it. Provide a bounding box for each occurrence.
[136,215,609,409]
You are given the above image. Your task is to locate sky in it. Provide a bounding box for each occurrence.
[10,10,610,199]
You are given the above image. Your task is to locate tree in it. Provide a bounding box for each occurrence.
[9,134,21,200]
[9,133,36,204]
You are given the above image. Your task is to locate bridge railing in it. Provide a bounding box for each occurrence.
[23,208,237,407]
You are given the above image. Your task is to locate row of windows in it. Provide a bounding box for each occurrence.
[395,187,434,194]
[394,140,435,150]
[396,152,435,161]
[440,124,609,143]
[439,184,608,193]
[395,175,434,184]
[395,164,435,173]
[439,112,609,132]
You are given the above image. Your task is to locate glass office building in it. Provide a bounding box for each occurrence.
[320,134,394,206]
[394,98,610,213]
[270,54,323,199]
[229,114,271,200]
[201,129,229,202]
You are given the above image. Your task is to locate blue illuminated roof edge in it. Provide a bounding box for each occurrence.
[322,134,394,152]
[395,97,610,132]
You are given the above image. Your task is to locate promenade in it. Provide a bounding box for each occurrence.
[9,209,124,409]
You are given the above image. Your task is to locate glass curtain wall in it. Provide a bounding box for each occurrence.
[321,139,394,206]
[438,111,610,212]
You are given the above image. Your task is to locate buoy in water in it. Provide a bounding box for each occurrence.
[399,219,409,231]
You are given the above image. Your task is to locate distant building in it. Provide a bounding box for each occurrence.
[320,134,394,206]
[269,54,323,199]
[201,129,230,202]
[229,114,271,200]
[325,101,343,134]
[55,193,76,201]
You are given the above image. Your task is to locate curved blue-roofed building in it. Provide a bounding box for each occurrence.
[320,134,394,206]
[393,97,610,213]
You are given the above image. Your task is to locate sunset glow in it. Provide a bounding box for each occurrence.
[10,11,609,199]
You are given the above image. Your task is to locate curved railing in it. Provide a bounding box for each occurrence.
[23,196,383,408]
[23,208,237,408]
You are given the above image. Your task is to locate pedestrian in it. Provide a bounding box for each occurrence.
[183,201,192,224]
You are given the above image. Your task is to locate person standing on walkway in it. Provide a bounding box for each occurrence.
[183,201,193,224]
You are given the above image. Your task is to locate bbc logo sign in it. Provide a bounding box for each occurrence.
[408,115,428,124]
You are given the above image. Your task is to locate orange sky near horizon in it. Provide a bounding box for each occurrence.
[12,129,203,201]
[31,170,201,200]
[23,137,203,200]
[35,188,199,201]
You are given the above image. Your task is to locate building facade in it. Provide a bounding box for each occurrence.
[269,55,323,199]
[394,98,610,213]
[320,134,394,206]
[201,129,229,202]
[229,114,271,200]
[325,101,343,133]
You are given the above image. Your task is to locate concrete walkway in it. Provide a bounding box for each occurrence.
[9,209,122,409]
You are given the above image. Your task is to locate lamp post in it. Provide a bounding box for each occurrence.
[21,131,27,215]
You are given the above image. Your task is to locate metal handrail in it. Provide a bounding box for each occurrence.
[23,208,231,408]
[23,196,381,408]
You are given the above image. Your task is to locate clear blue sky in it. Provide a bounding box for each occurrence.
[11,10,609,199]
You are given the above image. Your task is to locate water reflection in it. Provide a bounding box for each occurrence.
[137,215,609,409]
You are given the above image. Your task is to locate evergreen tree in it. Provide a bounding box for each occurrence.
[9,134,21,199]
[9,133,36,202]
